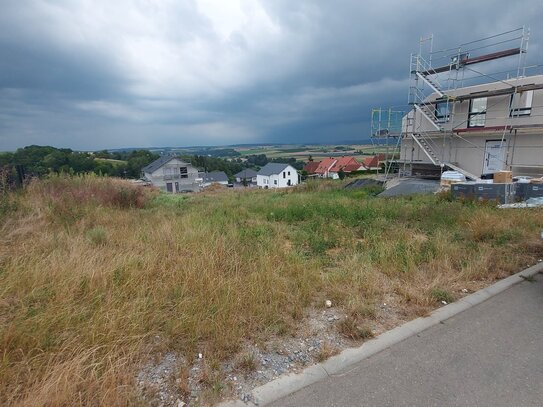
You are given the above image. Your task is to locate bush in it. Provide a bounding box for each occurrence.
[430,288,454,303]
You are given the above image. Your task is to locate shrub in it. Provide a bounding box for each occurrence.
[431,288,454,303]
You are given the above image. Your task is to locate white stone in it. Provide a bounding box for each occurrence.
[325,300,332,308]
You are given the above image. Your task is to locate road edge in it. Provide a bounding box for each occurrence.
[218,261,543,407]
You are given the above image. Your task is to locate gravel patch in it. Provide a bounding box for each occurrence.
[135,300,414,406]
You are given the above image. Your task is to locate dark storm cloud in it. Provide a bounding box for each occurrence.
[1,0,542,150]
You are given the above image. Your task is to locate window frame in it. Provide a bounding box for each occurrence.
[468,97,487,128]
[510,90,533,117]
[434,101,450,123]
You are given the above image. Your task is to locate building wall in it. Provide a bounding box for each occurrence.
[406,76,543,134]
[401,75,543,177]
[236,176,257,183]
[144,158,200,192]
[257,166,299,188]
[400,131,543,177]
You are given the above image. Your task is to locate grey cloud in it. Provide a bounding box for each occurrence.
[1,0,542,150]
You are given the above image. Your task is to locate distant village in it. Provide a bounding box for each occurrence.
[140,154,385,193]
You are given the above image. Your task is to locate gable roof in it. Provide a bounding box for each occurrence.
[234,168,258,178]
[314,158,337,174]
[204,171,228,183]
[303,161,319,174]
[330,156,361,173]
[141,156,178,173]
[362,156,380,168]
[257,163,291,176]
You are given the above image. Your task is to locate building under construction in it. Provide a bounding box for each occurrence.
[372,27,543,180]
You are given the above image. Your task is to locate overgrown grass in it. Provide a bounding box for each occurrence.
[1,176,542,405]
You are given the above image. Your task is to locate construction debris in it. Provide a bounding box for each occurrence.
[498,197,543,208]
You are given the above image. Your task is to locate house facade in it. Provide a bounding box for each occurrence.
[400,74,543,179]
[314,158,337,178]
[234,169,257,184]
[142,156,200,192]
[257,163,299,188]
[202,171,229,188]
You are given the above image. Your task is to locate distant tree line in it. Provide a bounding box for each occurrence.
[0,145,306,187]
[0,146,159,185]
[244,154,304,170]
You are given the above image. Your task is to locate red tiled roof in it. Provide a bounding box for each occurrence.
[362,156,380,168]
[303,161,320,174]
[329,156,361,173]
[314,158,337,174]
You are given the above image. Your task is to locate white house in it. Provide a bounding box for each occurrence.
[257,163,299,188]
[141,156,200,192]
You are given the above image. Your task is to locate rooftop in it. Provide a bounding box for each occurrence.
[235,168,258,178]
[258,163,291,176]
[204,171,228,183]
[142,156,179,173]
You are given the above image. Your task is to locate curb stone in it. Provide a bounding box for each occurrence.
[218,261,543,407]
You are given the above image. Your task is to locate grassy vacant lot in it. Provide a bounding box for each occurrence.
[1,175,542,405]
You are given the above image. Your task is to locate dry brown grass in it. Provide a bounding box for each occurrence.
[315,342,340,363]
[1,175,543,405]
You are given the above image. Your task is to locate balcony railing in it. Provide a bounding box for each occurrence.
[158,174,197,181]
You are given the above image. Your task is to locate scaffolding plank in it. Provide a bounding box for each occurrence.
[420,47,522,76]
[462,47,522,66]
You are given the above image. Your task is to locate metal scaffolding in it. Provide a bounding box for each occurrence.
[371,26,543,180]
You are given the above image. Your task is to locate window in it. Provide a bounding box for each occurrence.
[468,97,487,128]
[283,172,286,179]
[180,167,188,179]
[510,90,533,117]
[435,102,450,123]
[274,180,278,185]
[288,171,291,176]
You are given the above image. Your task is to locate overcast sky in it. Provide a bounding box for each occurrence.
[1,0,542,151]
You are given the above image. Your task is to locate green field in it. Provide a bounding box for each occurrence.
[235,143,391,161]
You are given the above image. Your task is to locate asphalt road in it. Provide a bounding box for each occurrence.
[271,274,543,407]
